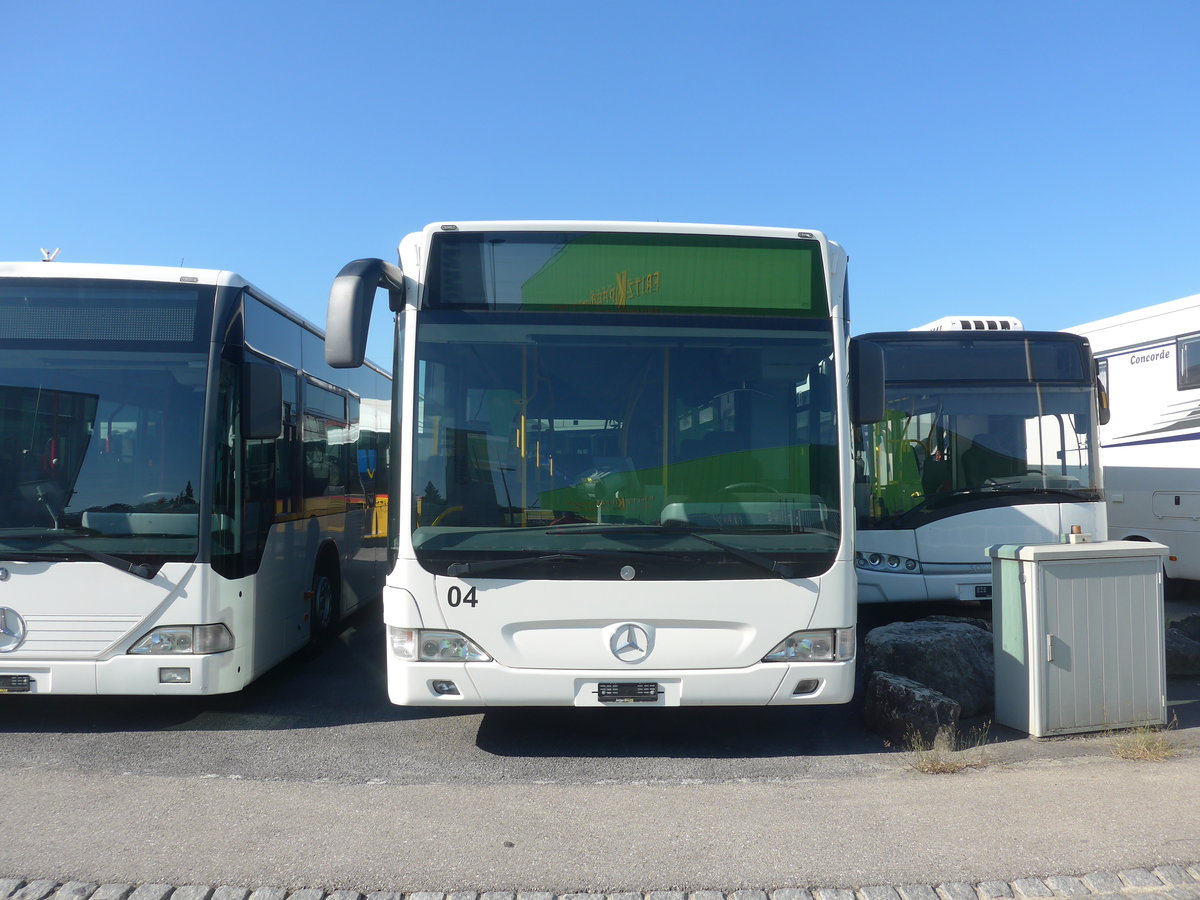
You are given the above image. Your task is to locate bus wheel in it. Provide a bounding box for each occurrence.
[309,571,338,646]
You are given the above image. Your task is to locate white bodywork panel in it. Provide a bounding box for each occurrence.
[857,502,1105,603]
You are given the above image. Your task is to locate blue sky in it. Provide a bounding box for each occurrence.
[3,1,1198,367]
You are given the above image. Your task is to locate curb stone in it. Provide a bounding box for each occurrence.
[1011,880,1053,899]
[3,873,1200,900]
[1043,879,1088,896]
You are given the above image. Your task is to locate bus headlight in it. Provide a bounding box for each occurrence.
[388,627,491,662]
[129,624,234,655]
[763,627,855,662]
[856,552,921,573]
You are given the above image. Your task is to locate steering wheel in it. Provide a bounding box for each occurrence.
[721,482,781,495]
[430,505,464,526]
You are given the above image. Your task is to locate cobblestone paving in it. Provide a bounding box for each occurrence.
[2,868,1200,900]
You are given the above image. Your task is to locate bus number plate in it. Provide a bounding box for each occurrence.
[597,682,660,703]
[975,585,992,599]
[0,675,31,693]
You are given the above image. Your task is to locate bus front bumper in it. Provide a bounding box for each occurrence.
[384,659,855,707]
[0,651,246,696]
[857,570,992,604]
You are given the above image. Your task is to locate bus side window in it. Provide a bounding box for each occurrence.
[302,380,349,514]
[212,358,243,570]
[275,370,299,515]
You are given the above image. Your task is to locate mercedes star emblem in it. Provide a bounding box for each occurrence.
[0,608,28,653]
[609,622,652,663]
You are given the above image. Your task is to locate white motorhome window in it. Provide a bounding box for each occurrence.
[1177,334,1200,390]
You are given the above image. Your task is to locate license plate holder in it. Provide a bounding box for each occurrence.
[597,682,661,703]
[0,675,32,693]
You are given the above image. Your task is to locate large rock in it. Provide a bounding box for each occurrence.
[863,670,961,745]
[1169,612,1200,644]
[863,619,994,716]
[1165,627,1200,676]
[923,615,992,633]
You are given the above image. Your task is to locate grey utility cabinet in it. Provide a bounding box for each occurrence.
[986,540,1168,738]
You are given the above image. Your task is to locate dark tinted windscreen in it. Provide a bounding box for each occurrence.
[0,278,212,350]
[872,335,1090,384]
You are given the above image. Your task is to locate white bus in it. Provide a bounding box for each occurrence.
[854,328,1106,603]
[0,261,390,695]
[325,221,883,707]
[1071,292,1200,586]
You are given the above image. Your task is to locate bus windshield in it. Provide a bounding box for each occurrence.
[411,312,841,579]
[857,334,1100,530]
[0,279,212,561]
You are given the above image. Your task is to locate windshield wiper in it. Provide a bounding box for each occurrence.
[447,553,586,577]
[446,548,676,578]
[0,529,156,579]
[983,485,1097,498]
[544,523,800,579]
[61,541,156,579]
[676,530,799,579]
[0,527,94,540]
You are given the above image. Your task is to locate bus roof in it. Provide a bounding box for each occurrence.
[0,260,252,289]
[417,220,832,240]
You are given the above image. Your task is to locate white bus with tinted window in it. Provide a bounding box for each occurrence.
[854,326,1107,603]
[325,221,884,707]
[1071,292,1200,586]
[0,262,390,694]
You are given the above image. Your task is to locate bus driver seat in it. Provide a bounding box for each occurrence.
[961,432,1022,488]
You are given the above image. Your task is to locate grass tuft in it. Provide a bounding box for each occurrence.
[903,721,992,774]
[1109,714,1178,761]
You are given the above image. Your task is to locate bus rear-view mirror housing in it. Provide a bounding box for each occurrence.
[326,257,406,369]
[1095,362,1111,426]
[849,337,885,425]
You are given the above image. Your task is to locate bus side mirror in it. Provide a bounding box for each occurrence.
[849,338,885,425]
[1097,384,1111,426]
[242,361,283,440]
[326,257,406,369]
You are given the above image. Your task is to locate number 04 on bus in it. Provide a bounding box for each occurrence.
[327,222,884,707]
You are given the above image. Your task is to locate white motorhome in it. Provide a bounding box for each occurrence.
[1071,292,1200,586]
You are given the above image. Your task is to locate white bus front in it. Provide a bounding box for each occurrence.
[329,223,880,707]
[0,264,277,694]
[854,330,1106,603]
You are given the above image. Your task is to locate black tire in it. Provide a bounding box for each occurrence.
[309,569,338,647]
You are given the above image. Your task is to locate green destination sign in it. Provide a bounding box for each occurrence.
[426,231,829,316]
[520,233,825,315]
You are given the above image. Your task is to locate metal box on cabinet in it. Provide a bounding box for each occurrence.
[986,541,1168,738]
